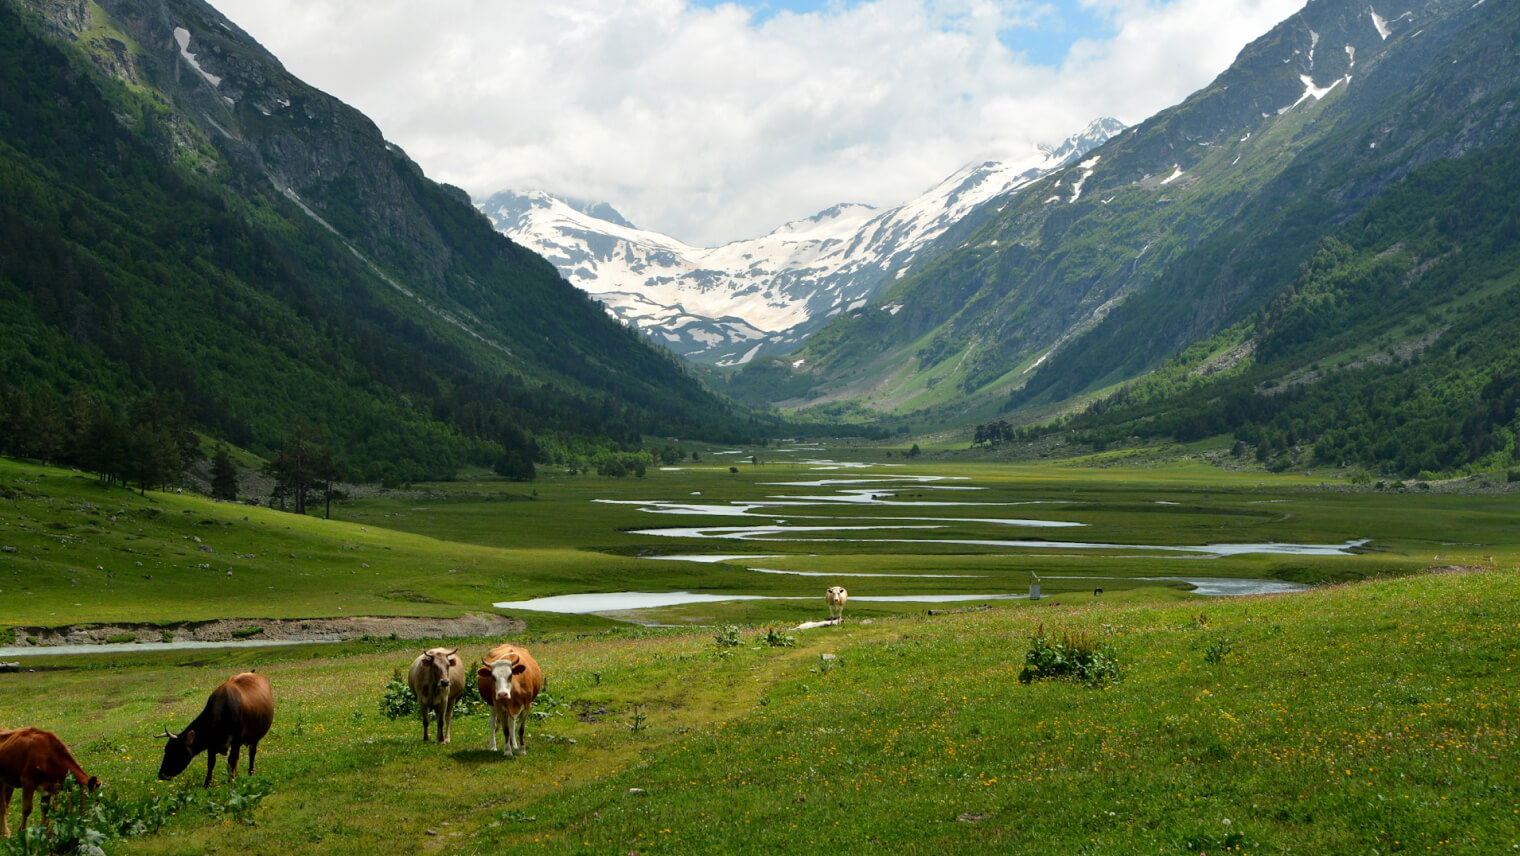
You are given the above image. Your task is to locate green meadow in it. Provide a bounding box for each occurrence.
[2,450,1518,854]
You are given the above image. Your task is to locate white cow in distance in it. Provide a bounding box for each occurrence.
[825,586,848,621]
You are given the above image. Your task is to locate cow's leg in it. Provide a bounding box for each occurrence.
[247,740,259,776]
[204,750,218,788]
[228,742,242,782]
[420,707,431,742]
[1,782,11,837]
[516,703,531,755]
[18,787,32,832]
[440,699,453,745]
[487,707,499,752]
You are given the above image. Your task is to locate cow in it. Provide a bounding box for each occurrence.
[407,647,465,744]
[0,727,100,837]
[826,585,848,621]
[158,671,274,788]
[476,644,543,757]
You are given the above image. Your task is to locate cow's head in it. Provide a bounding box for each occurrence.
[156,727,196,780]
[477,653,526,704]
[421,648,459,688]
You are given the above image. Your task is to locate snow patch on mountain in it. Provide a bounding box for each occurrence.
[174,27,222,87]
[479,118,1125,365]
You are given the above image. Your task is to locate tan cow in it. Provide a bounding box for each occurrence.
[476,644,543,756]
[0,727,101,837]
[826,585,848,621]
[407,647,466,744]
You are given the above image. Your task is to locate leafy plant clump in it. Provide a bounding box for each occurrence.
[1204,636,1235,664]
[230,626,264,639]
[763,627,797,648]
[1017,626,1122,688]
[379,676,418,720]
[0,778,197,856]
[712,625,743,648]
[379,675,484,720]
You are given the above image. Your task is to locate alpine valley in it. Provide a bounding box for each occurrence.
[3,0,1520,485]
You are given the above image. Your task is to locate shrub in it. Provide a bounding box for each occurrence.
[712,625,742,648]
[379,676,417,719]
[1203,636,1234,665]
[1017,626,1121,687]
[763,628,796,648]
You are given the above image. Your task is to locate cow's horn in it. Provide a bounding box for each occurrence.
[446,648,458,656]
[155,726,173,739]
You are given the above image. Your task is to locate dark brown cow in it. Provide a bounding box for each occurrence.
[158,671,274,787]
[476,644,543,756]
[0,727,100,837]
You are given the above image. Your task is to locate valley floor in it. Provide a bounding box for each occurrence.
[2,453,1517,853]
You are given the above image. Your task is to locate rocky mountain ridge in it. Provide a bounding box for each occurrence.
[479,118,1125,365]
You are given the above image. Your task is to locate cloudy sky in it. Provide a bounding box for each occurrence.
[212,0,1306,246]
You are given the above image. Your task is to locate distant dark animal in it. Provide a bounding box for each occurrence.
[1094,588,1104,596]
[0,727,100,837]
[407,647,465,744]
[826,585,849,621]
[158,671,274,787]
[476,644,543,756]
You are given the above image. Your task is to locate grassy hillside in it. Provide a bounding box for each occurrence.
[1060,135,1520,478]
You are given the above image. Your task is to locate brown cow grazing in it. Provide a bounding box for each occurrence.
[0,727,100,837]
[476,644,543,757]
[407,647,465,744]
[826,585,848,621]
[158,671,274,788]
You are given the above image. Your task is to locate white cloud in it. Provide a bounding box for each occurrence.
[211,0,1305,246]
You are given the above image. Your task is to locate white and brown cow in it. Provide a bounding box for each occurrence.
[826,585,848,621]
[476,644,543,756]
[407,648,466,744]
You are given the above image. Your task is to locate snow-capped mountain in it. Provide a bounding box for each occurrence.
[478,118,1125,365]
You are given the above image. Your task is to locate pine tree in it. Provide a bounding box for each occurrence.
[210,444,238,501]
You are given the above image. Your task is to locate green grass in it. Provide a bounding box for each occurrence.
[0,569,1515,854]
[2,452,1519,853]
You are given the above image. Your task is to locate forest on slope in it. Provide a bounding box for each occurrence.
[0,0,754,489]
[1057,136,1520,479]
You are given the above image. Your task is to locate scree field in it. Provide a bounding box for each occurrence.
[1,449,1517,854]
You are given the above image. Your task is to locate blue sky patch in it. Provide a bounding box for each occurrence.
[686,0,1118,67]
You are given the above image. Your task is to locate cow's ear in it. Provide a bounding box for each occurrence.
[511,663,527,675]
[183,729,195,747]
[476,666,493,680]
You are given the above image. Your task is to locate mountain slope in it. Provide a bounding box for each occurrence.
[734,0,1518,426]
[0,0,744,481]
[479,119,1124,366]
[1061,132,1520,477]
